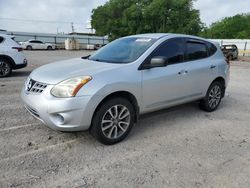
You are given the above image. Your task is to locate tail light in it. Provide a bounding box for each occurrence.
[12,47,23,52]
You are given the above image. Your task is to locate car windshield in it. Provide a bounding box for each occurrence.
[89,37,156,64]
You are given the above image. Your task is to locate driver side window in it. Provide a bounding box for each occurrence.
[151,38,185,64]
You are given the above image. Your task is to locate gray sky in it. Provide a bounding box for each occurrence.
[0,0,250,34]
[193,0,250,26]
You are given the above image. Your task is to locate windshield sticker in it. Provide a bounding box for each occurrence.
[135,38,152,42]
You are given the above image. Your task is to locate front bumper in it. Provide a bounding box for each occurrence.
[21,84,95,132]
[13,59,28,69]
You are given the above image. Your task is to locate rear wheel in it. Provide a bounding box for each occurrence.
[47,46,53,50]
[90,98,135,145]
[0,58,12,77]
[228,55,233,61]
[199,81,223,112]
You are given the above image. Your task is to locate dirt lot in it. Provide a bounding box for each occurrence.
[0,51,250,188]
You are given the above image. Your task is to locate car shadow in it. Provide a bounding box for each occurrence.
[43,99,230,146]
[11,70,31,77]
[129,102,206,138]
[73,101,213,145]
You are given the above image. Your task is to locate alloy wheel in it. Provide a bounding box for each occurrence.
[101,105,131,139]
[0,60,11,77]
[208,85,221,109]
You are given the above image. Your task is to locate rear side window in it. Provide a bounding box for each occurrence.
[0,37,4,43]
[151,38,185,64]
[206,42,217,56]
[186,41,208,61]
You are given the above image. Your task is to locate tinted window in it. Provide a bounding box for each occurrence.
[151,38,185,64]
[186,41,208,61]
[29,40,43,43]
[0,37,4,43]
[206,42,217,56]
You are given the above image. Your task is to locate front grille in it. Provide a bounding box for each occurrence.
[25,78,48,94]
[30,82,47,93]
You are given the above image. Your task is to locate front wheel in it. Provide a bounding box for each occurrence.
[26,46,32,50]
[90,98,135,145]
[0,59,12,77]
[199,81,223,112]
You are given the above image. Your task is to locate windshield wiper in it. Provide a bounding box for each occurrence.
[90,58,104,62]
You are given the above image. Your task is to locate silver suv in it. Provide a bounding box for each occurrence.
[21,34,230,145]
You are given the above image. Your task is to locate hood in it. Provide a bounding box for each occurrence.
[30,58,120,84]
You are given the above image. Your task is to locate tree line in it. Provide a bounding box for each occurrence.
[200,14,250,39]
[91,0,250,40]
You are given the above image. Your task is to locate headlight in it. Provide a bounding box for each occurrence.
[51,76,92,98]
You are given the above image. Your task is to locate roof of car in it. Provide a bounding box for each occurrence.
[125,33,214,42]
[126,33,168,39]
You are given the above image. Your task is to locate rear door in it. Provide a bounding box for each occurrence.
[183,38,215,97]
[29,40,38,49]
[37,40,46,49]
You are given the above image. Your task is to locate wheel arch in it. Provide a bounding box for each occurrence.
[0,55,15,68]
[26,45,32,50]
[92,91,140,125]
[211,76,226,97]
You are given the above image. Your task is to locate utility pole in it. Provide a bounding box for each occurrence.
[71,22,75,33]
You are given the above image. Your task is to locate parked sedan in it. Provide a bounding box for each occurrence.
[20,40,55,50]
[21,33,230,145]
[0,34,27,77]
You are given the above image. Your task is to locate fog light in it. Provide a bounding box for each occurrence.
[53,114,65,124]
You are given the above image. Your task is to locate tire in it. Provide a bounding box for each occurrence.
[0,58,12,77]
[228,55,233,61]
[199,81,223,112]
[90,97,135,145]
[26,46,32,50]
[47,46,53,50]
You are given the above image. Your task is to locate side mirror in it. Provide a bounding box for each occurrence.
[143,56,168,69]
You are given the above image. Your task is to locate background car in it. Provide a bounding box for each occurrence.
[0,34,27,77]
[221,44,238,60]
[20,39,55,50]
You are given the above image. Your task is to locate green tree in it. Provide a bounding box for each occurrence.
[91,0,202,40]
[200,14,250,39]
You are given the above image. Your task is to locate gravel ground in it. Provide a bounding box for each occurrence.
[0,51,250,188]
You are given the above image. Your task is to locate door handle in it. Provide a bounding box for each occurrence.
[210,65,216,69]
[178,70,188,75]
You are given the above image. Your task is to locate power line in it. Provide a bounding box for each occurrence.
[0,17,85,25]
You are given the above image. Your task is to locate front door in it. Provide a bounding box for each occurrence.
[141,38,191,111]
